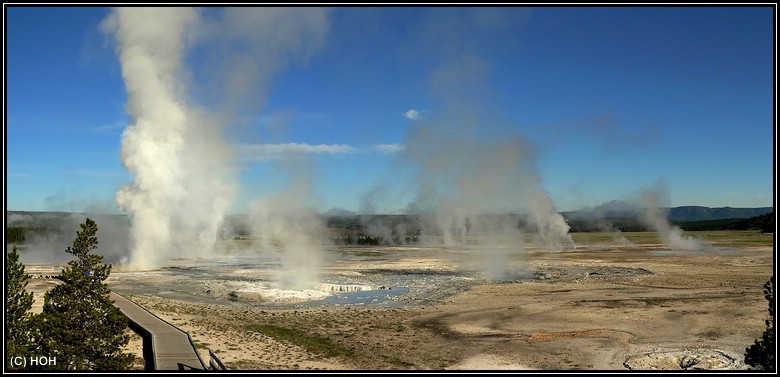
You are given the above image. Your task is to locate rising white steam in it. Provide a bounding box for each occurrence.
[103,8,234,270]
[388,56,574,279]
[403,57,573,249]
[103,7,329,271]
[527,189,575,250]
[640,180,706,251]
[248,159,328,290]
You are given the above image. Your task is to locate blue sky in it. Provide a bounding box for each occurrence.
[5,6,775,215]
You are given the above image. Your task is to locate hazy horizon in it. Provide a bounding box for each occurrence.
[4,203,775,217]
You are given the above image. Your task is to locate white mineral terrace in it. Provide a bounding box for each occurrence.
[316,282,373,292]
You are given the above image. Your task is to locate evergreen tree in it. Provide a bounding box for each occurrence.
[32,218,134,370]
[6,244,35,369]
[745,276,775,371]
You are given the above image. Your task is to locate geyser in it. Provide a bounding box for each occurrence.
[103,8,235,270]
[640,180,706,251]
[102,7,330,272]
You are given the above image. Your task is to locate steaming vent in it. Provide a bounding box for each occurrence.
[317,283,372,292]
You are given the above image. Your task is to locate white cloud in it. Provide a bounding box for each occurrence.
[403,109,421,120]
[238,143,358,162]
[238,142,406,162]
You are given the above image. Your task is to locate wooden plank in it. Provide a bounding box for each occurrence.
[111,292,206,370]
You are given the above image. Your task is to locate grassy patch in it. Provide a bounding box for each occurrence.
[386,356,415,368]
[570,232,662,246]
[245,323,353,358]
[684,230,774,247]
[640,297,674,306]
[697,329,722,340]
[570,230,773,248]
[599,300,627,308]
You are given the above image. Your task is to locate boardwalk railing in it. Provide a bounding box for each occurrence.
[209,349,228,370]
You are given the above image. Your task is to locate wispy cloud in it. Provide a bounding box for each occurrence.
[94,120,128,133]
[238,143,357,162]
[238,142,406,162]
[372,144,406,154]
[68,169,124,178]
[7,173,34,178]
[7,163,41,178]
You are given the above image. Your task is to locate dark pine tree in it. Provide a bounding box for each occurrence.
[745,276,775,371]
[6,244,35,369]
[31,218,135,370]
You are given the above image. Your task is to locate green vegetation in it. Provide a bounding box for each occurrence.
[6,218,135,370]
[7,227,26,244]
[568,229,773,249]
[5,226,61,245]
[675,212,774,233]
[5,212,72,244]
[673,218,751,231]
[244,323,353,358]
[569,231,662,245]
[745,276,775,371]
[566,217,648,232]
[684,230,773,248]
[5,245,35,369]
[567,212,775,233]
[724,212,774,233]
[5,226,68,246]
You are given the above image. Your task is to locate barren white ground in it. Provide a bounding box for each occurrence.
[22,237,774,371]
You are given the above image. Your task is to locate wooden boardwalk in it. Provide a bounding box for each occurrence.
[110,292,206,371]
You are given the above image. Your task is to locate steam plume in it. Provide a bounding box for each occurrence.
[401,56,573,251]
[640,180,705,251]
[103,7,329,271]
[248,159,328,290]
[103,8,232,270]
[371,56,575,280]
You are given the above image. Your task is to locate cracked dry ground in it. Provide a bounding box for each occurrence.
[117,242,773,371]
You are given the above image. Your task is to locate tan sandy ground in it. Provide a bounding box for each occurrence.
[22,234,775,371]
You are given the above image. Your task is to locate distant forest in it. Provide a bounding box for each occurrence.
[563,212,775,233]
[677,212,775,233]
[5,208,775,245]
